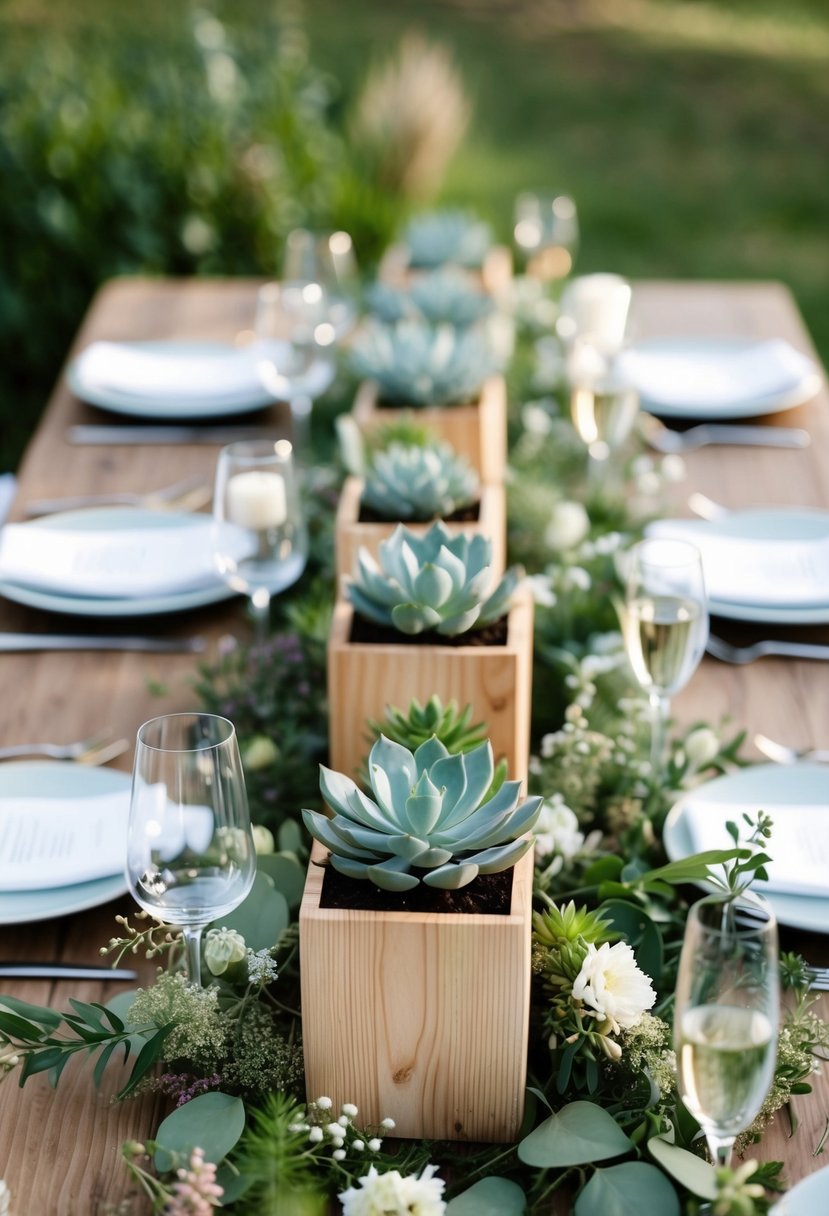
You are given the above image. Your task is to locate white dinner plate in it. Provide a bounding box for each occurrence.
[622,337,821,420]
[0,761,131,925]
[0,507,236,618]
[770,1163,829,1214]
[67,341,276,419]
[664,762,829,933]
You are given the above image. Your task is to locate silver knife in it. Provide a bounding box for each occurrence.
[67,425,286,446]
[0,963,137,980]
[0,633,207,653]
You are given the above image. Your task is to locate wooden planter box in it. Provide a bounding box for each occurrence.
[299,840,533,1142]
[378,243,514,298]
[327,586,533,786]
[334,476,507,585]
[352,376,507,485]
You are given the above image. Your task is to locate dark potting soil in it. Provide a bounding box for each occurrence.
[319,859,513,914]
[357,501,480,524]
[349,612,508,648]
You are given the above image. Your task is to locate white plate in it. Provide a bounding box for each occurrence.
[664,762,829,933]
[67,341,276,419]
[623,337,821,420]
[0,507,236,618]
[770,1163,829,1214]
[0,761,131,924]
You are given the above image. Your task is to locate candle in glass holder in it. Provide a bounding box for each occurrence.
[226,471,287,530]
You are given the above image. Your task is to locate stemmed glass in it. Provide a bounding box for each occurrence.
[212,439,307,644]
[567,337,639,484]
[623,538,709,776]
[675,894,779,1172]
[513,192,579,284]
[282,227,360,343]
[126,712,256,987]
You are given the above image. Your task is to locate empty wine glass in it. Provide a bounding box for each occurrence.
[126,712,256,987]
[675,894,779,1173]
[282,227,360,343]
[623,538,709,776]
[212,439,307,644]
[513,192,579,284]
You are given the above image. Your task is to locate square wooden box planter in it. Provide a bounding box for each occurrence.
[299,840,534,1142]
[378,243,514,298]
[351,375,507,486]
[327,585,533,787]
[334,476,507,585]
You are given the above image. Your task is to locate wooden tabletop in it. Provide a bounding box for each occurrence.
[0,277,828,1212]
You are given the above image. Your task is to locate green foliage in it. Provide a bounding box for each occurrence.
[446,1177,527,1215]
[154,1091,246,1173]
[351,318,499,408]
[518,1101,633,1168]
[575,1162,679,1216]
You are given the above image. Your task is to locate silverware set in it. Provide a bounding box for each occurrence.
[0,632,206,654]
[66,424,285,445]
[706,634,829,665]
[642,416,811,454]
[0,962,137,981]
[0,732,128,765]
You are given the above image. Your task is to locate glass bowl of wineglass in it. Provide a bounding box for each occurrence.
[567,337,640,484]
[212,438,307,645]
[126,712,256,986]
[675,893,779,1173]
[513,192,579,284]
[623,537,709,776]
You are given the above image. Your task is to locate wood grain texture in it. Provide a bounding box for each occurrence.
[327,586,534,786]
[300,841,533,1142]
[334,476,507,584]
[352,375,508,484]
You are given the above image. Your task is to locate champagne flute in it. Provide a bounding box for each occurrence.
[126,712,256,987]
[568,337,639,482]
[513,192,579,284]
[623,538,708,775]
[675,894,779,1172]
[282,227,360,342]
[212,439,307,645]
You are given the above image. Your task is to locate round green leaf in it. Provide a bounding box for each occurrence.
[575,1162,680,1216]
[154,1091,245,1172]
[278,819,304,855]
[518,1101,633,1168]
[447,1176,526,1215]
[210,870,289,951]
[257,851,307,911]
[648,1136,717,1199]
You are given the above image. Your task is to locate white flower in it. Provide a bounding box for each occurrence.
[308,1126,323,1144]
[526,574,557,608]
[533,797,584,862]
[572,941,656,1033]
[316,1096,333,1110]
[341,1103,358,1118]
[684,726,720,770]
[545,501,590,552]
[251,824,275,854]
[203,927,246,976]
[339,1164,446,1216]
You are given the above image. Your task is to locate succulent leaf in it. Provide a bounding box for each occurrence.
[422,862,480,890]
[360,440,479,523]
[403,210,493,269]
[350,318,499,409]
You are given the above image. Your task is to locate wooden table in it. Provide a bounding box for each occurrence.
[1,278,828,1212]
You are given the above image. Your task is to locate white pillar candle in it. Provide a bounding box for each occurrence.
[226,471,287,530]
[560,273,632,349]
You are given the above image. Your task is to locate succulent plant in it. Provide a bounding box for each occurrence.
[360,441,479,522]
[350,319,499,409]
[403,209,493,269]
[367,269,494,328]
[347,520,522,637]
[303,734,541,891]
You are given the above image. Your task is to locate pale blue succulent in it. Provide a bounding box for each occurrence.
[361,441,479,522]
[303,734,541,891]
[367,269,494,328]
[403,210,493,269]
[350,319,499,408]
[347,520,521,636]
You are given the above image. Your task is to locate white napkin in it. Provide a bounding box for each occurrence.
[645,519,829,608]
[684,798,829,898]
[72,340,280,402]
[0,789,131,889]
[0,517,234,599]
[619,339,816,409]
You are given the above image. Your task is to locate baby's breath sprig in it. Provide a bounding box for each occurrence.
[100,911,181,967]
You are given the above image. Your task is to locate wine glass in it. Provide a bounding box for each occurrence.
[126,712,256,987]
[212,439,308,644]
[567,337,639,483]
[623,538,709,776]
[675,894,779,1172]
[282,227,360,343]
[513,192,579,284]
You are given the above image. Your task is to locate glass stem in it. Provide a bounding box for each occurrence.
[705,1132,734,1170]
[649,690,670,778]
[290,393,312,453]
[182,926,203,987]
[250,587,271,645]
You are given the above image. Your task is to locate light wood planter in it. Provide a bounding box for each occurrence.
[299,840,534,1142]
[327,585,533,786]
[378,243,514,298]
[352,376,507,485]
[334,476,507,586]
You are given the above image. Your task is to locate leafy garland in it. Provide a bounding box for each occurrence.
[1,282,827,1216]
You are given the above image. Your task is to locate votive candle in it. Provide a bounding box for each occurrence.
[226,471,287,530]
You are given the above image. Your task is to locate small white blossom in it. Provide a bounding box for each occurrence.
[533,796,585,862]
[203,927,246,976]
[308,1126,323,1144]
[353,1140,365,1152]
[526,574,557,608]
[562,566,591,592]
[333,1149,346,1161]
[367,1138,382,1152]
[545,501,590,551]
[660,454,686,483]
[316,1096,333,1110]
[522,402,554,436]
[341,1103,358,1118]
[572,941,656,1033]
[325,1123,343,1138]
[339,1164,446,1216]
[251,823,276,854]
[337,1115,350,1127]
[246,949,279,986]
[380,1117,396,1130]
[684,726,720,770]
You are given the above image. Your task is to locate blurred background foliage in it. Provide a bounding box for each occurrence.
[1,0,827,470]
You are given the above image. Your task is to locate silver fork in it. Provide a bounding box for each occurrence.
[807,966,829,992]
[706,634,829,664]
[642,417,811,454]
[0,732,129,765]
[24,475,211,517]
[753,733,829,765]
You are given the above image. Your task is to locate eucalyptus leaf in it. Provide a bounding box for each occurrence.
[0,996,62,1030]
[256,852,307,911]
[518,1101,633,1168]
[278,819,305,855]
[648,1136,717,1199]
[638,850,747,887]
[447,1176,526,1215]
[211,871,289,952]
[574,1162,680,1216]
[105,990,150,1057]
[154,1091,245,1173]
[583,856,625,884]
